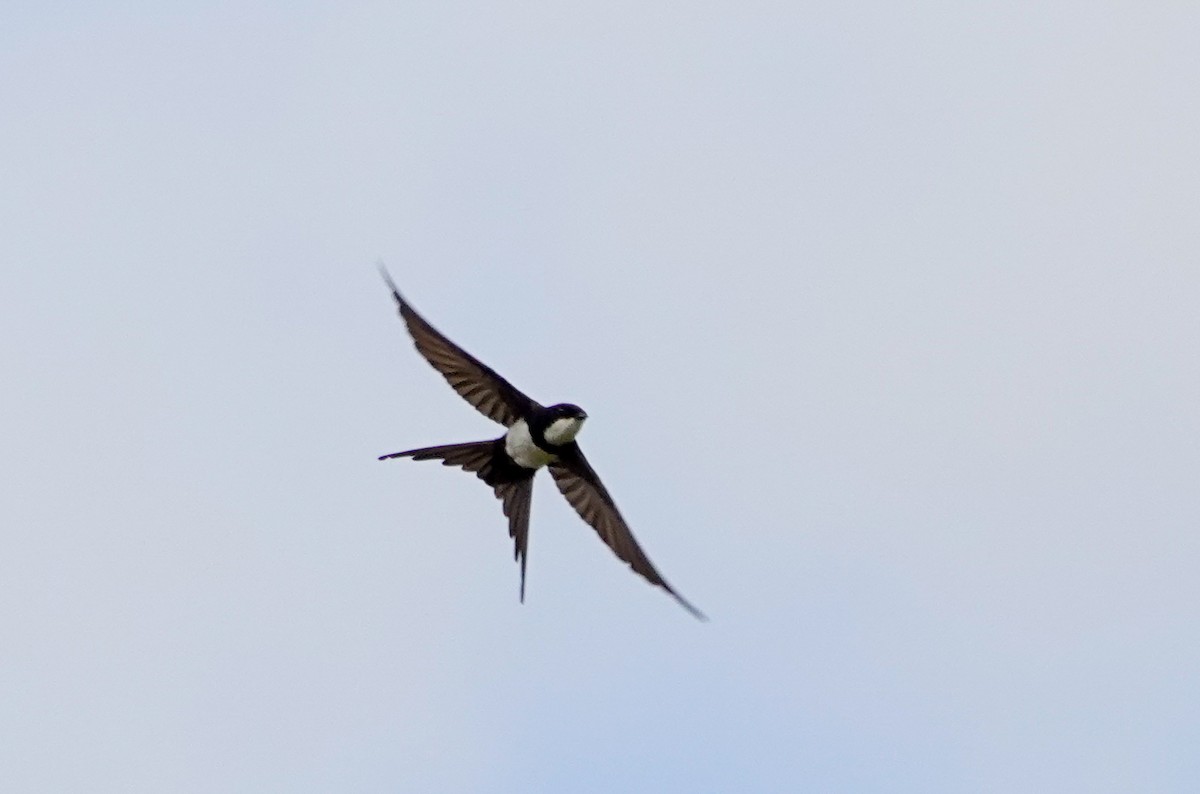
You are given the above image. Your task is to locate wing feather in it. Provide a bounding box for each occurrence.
[548,444,706,620]
[381,268,537,426]
[380,440,536,600]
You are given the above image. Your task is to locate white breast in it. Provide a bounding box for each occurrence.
[544,416,585,445]
[505,419,556,470]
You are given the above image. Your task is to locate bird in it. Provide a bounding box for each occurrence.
[377,268,705,620]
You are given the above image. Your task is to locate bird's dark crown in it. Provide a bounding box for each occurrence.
[547,403,588,420]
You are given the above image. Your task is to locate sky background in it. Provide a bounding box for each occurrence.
[3,3,1198,792]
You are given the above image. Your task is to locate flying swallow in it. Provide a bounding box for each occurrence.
[378,269,705,619]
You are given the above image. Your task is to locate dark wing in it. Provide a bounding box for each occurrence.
[379,439,536,601]
[381,267,537,427]
[548,443,706,620]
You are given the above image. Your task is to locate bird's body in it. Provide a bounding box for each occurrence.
[505,419,555,470]
[378,269,704,620]
[505,411,586,469]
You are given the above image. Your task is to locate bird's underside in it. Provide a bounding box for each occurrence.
[378,268,705,620]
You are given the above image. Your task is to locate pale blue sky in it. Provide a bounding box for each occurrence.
[3,3,1198,792]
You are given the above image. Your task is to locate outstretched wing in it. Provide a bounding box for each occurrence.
[381,268,537,427]
[548,443,706,620]
[379,439,535,600]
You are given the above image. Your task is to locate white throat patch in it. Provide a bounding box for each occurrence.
[544,416,585,445]
[505,419,555,470]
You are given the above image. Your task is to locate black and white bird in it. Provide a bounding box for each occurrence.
[378,270,705,620]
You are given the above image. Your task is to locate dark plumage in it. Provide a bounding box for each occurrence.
[378,268,705,620]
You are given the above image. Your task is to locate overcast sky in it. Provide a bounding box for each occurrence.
[3,3,1198,792]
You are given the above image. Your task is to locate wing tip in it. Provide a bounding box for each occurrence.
[376,260,397,289]
[668,589,708,621]
[376,261,407,309]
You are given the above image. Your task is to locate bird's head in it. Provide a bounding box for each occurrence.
[544,403,588,445]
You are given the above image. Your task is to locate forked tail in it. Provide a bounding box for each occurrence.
[380,439,535,600]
